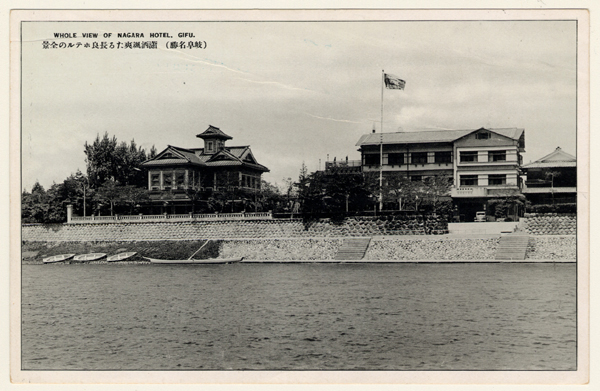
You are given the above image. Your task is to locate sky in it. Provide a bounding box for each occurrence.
[20,20,578,192]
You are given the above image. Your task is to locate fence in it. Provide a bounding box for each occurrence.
[68,211,273,224]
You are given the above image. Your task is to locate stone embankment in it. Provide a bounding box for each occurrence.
[22,236,577,264]
[365,237,499,261]
[526,236,577,260]
[520,213,577,235]
[21,214,578,263]
[22,215,448,242]
[220,239,343,260]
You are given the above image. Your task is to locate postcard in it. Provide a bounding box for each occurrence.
[9,8,590,385]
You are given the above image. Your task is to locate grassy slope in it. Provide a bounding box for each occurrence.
[22,240,221,264]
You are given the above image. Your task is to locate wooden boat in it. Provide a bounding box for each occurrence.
[72,253,107,262]
[42,254,75,264]
[106,252,138,262]
[144,257,243,265]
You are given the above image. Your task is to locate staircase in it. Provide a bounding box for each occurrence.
[334,238,372,261]
[495,235,530,261]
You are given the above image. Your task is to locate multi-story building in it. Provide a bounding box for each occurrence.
[141,125,269,213]
[355,127,525,221]
[521,147,576,206]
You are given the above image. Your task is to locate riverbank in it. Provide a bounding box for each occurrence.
[21,235,577,264]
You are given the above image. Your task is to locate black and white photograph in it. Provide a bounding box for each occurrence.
[9,8,589,385]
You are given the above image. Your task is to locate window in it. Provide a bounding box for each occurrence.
[364,154,380,166]
[388,153,404,165]
[476,132,490,139]
[488,174,507,185]
[460,175,478,186]
[163,171,173,188]
[460,151,478,162]
[411,152,428,164]
[410,175,422,182]
[207,141,213,152]
[150,173,160,188]
[488,150,506,162]
[435,151,452,163]
[175,171,185,187]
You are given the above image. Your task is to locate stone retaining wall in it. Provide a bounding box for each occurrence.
[526,236,577,260]
[365,237,499,260]
[520,214,576,235]
[220,239,343,260]
[21,236,577,262]
[22,215,448,242]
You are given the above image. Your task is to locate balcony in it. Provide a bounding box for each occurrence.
[451,186,488,198]
[325,160,362,168]
[325,160,363,173]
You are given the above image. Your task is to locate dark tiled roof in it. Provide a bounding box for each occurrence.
[227,146,251,158]
[170,146,204,164]
[142,145,269,172]
[356,128,524,146]
[522,161,576,169]
[522,147,576,169]
[143,159,191,166]
[196,125,233,140]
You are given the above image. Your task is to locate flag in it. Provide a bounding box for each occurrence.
[384,73,406,90]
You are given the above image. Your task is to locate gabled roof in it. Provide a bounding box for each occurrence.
[142,145,205,166]
[522,147,576,169]
[195,125,233,140]
[206,148,242,163]
[142,145,269,172]
[356,127,524,146]
[454,127,524,142]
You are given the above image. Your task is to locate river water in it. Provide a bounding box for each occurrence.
[21,263,576,371]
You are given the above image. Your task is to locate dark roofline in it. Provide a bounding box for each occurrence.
[195,125,233,140]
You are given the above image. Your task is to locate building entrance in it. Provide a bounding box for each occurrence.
[456,200,487,222]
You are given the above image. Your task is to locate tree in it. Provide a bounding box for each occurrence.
[295,166,378,219]
[423,175,452,215]
[21,182,48,223]
[45,183,69,223]
[84,133,119,188]
[381,173,423,211]
[382,173,412,210]
[148,145,158,159]
[381,173,452,214]
[488,193,526,220]
[61,170,94,217]
[114,140,148,187]
[93,180,121,216]
[84,133,149,188]
[119,185,150,214]
[257,180,285,212]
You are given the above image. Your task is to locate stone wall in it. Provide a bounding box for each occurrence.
[520,213,577,235]
[365,237,499,260]
[224,237,499,261]
[525,236,577,260]
[22,215,448,242]
[220,239,343,260]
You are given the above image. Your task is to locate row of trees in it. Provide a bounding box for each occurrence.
[295,165,454,220]
[23,133,157,223]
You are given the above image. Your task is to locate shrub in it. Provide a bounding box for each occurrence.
[529,203,577,213]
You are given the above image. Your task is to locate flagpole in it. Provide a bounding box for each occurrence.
[379,70,384,212]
